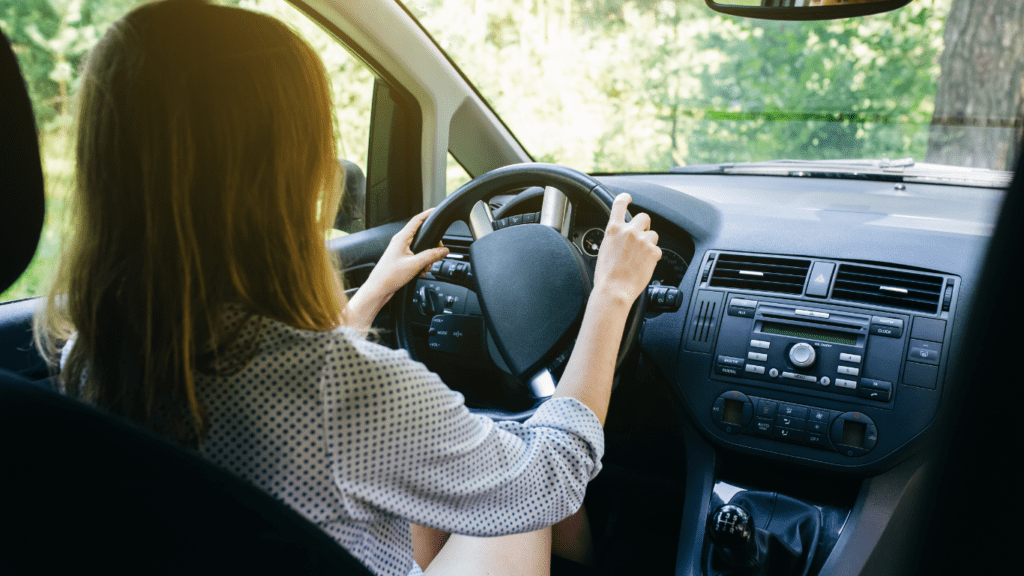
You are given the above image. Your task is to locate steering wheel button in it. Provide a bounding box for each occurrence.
[430,261,443,275]
[523,212,538,224]
[509,214,523,226]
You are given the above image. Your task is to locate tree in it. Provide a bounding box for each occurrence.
[927,0,1024,170]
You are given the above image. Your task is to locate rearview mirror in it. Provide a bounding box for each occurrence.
[704,0,913,21]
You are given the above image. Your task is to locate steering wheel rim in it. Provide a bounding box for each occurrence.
[395,163,646,420]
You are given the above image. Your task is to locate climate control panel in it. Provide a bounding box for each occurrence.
[711,391,879,457]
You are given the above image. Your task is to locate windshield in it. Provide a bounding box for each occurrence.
[406,0,1022,174]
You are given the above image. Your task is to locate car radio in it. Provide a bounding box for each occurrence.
[711,297,908,405]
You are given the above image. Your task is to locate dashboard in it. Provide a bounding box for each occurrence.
[406,173,1001,477]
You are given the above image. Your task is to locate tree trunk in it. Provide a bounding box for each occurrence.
[927,0,1024,170]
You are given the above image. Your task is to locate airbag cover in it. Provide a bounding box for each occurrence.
[469,225,588,377]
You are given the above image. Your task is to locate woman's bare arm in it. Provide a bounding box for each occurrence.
[552,194,661,425]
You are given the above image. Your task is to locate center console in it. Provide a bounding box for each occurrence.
[679,251,959,472]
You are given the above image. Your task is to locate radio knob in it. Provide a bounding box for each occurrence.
[789,342,816,368]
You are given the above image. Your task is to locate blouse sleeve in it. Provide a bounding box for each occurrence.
[321,331,604,536]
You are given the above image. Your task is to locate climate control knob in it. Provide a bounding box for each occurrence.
[789,342,816,368]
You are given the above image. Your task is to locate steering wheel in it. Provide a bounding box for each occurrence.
[394,163,647,420]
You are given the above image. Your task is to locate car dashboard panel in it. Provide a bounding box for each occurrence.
[406,172,999,477]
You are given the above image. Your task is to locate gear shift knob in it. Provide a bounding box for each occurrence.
[706,504,757,569]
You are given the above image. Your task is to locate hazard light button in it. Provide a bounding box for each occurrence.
[805,262,835,297]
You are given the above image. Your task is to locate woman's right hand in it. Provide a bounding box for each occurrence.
[592,193,662,306]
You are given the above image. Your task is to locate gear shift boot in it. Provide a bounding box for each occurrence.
[704,492,823,576]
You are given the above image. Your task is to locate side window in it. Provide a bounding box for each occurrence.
[0,0,375,303]
[241,0,374,237]
[447,152,471,194]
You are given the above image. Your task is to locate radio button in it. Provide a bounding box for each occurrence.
[819,376,831,386]
[745,364,765,375]
[870,316,904,338]
[750,340,771,349]
[789,343,816,367]
[839,353,862,364]
[782,371,817,383]
[776,415,805,429]
[778,405,808,419]
[768,368,779,378]
[731,298,758,308]
[747,352,768,362]
[728,305,755,318]
[718,355,745,367]
[837,366,860,376]
[715,365,743,377]
[774,427,805,443]
[858,379,892,402]
[835,378,858,389]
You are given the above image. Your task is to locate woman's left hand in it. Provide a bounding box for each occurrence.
[343,209,448,330]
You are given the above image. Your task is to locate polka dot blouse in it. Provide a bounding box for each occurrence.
[192,308,605,576]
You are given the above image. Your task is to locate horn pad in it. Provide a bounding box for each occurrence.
[469,224,590,378]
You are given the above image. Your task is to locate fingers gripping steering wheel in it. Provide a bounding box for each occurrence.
[394,163,647,421]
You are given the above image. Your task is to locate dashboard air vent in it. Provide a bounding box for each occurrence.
[832,264,944,313]
[708,254,811,295]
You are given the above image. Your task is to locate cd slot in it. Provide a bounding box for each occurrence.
[759,321,858,346]
[757,312,865,332]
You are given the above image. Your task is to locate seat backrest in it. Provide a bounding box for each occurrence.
[0,27,370,575]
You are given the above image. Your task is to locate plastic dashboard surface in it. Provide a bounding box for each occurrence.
[426,172,1001,475]
[597,173,1000,475]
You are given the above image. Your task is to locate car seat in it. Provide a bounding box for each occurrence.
[0,27,372,576]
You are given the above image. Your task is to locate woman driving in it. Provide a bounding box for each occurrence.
[32,1,662,575]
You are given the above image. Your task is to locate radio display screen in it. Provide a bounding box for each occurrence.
[760,322,857,346]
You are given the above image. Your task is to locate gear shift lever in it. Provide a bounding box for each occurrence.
[706,504,761,575]
[706,504,758,571]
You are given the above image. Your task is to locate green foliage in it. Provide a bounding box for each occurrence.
[411,0,950,171]
[0,0,375,302]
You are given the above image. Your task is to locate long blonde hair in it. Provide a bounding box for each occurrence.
[34,0,343,447]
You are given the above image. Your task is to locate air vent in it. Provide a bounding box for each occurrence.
[708,254,811,295]
[832,264,944,313]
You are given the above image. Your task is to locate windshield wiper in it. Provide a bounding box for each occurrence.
[669,158,1011,188]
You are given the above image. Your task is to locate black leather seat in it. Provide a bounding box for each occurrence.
[0,28,370,575]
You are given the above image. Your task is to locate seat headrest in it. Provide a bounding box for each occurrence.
[0,31,46,295]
